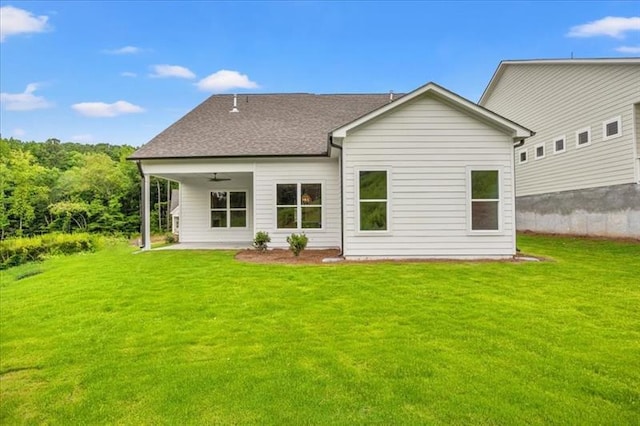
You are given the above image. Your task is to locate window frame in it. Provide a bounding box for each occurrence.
[575,126,591,148]
[517,148,528,164]
[534,142,545,160]
[356,167,391,234]
[466,166,503,234]
[602,116,622,141]
[209,190,249,229]
[553,135,566,154]
[274,182,324,230]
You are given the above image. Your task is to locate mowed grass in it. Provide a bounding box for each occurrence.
[1,235,639,424]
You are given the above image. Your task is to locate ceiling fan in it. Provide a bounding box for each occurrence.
[209,173,231,182]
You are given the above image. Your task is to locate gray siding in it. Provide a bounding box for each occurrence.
[342,94,516,258]
[482,63,640,196]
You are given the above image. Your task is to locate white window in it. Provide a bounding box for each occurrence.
[468,169,501,232]
[534,143,545,159]
[210,191,247,228]
[603,116,622,140]
[576,127,591,148]
[276,183,322,229]
[517,149,528,164]
[358,170,389,232]
[553,136,566,154]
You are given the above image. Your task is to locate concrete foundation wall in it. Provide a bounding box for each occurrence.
[516,183,640,238]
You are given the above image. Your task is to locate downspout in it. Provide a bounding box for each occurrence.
[136,161,146,249]
[329,136,344,256]
[512,138,525,253]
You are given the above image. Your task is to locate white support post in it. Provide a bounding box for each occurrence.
[143,174,151,250]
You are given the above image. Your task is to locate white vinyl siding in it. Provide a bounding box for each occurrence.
[179,173,253,243]
[254,160,340,249]
[481,63,640,195]
[342,93,515,258]
[140,159,340,248]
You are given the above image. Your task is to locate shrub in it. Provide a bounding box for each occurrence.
[286,233,308,257]
[0,233,99,270]
[253,231,271,252]
[165,233,178,244]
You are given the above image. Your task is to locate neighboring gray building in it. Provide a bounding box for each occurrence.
[480,58,640,238]
[130,83,532,258]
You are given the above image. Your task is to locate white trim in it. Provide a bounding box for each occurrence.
[209,190,249,229]
[552,135,566,154]
[274,181,325,231]
[332,82,532,139]
[575,127,591,148]
[466,166,503,234]
[517,148,528,164]
[602,116,622,141]
[355,167,392,235]
[534,142,545,159]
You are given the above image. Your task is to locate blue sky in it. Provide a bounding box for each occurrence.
[1,1,639,147]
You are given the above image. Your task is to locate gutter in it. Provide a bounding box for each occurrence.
[329,136,344,256]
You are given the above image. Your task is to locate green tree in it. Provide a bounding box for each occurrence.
[6,150,50,235]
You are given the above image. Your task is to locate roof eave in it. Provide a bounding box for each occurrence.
[127,152,330,161]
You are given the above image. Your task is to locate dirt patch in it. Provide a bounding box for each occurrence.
[235,249,341,264]
[236,249,545,265]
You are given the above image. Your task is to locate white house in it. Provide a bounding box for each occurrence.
[480,58,640,238]
[129,82,532,259]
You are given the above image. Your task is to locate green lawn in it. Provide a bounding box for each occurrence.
[1,235,639,424]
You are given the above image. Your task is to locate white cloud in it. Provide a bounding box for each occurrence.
[70,133,94,142]
[0,5,50,42]
[568,16,640,38]
[0,83,53,111]
[71,100,145,117]
[615,45,640,54]
[149,64,196,79]
[103,45,142,55]
[12,128,26,137]
[120,71,138,78]
[196,70,259,92]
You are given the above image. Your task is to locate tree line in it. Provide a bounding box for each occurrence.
[0,137,173,240]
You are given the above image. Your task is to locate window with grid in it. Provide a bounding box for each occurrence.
[576,127,591,147]
[603,117,621,140]
[276,183,322,229]
[210,191,247,228]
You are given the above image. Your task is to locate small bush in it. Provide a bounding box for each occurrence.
[253,231,271,252]
[0,233,99,270]
[165,233,178,244]
[286,233,308,257]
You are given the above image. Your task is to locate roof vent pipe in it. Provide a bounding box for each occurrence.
[389,90,394,102]
[230,94,239,113]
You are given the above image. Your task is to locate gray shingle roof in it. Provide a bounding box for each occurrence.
[129,93,397,159]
